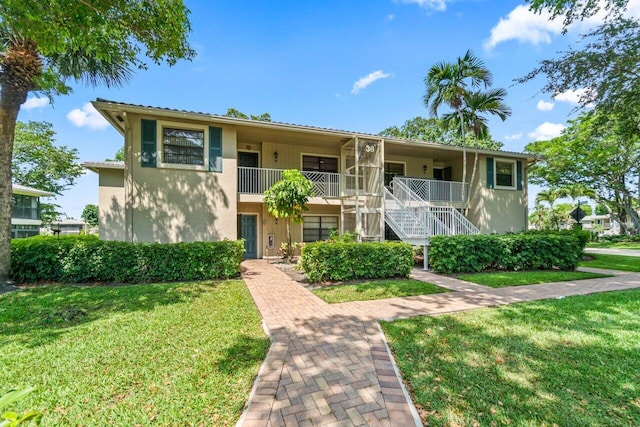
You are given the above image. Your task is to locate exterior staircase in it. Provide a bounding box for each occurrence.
[384,178,479,246]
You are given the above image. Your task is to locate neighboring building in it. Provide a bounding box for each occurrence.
[11,184,54,238]
[45,219,90,235]
[582,214,619,235]
[84,98,535,258]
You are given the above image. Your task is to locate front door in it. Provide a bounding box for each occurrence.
[238,215,258,259]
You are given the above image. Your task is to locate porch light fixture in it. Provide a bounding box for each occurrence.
[274,151,279,162]
[423,165,428,174]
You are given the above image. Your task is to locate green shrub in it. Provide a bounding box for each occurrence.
[10,236,245,284]
[300,241,413,282]
[429,232,585,274]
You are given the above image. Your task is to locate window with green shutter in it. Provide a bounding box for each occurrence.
[141,119,157,167]
[209,126,222,172]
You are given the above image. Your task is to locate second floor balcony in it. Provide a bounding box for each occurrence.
[238,167,467,204]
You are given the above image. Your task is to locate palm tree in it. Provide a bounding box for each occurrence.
[442,88,511,208]
[424,50,492,203]
[536,188,565,230]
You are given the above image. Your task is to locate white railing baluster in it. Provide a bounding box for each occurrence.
[238,167,341,198]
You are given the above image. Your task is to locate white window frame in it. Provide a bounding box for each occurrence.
[494,158,517,190]
[301,215,339,242]
[156,120,209,171]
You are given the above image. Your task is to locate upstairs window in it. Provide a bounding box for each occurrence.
[495,160,515,189]
[302,155,338,173]
[162,128,205,166]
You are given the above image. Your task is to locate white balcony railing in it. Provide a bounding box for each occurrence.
[238,167,341,198]
[393,177,467,203]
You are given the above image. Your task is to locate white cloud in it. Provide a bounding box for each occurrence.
[528,122,566,141]
[486,1,640,50]
[67,103,109,130]
[484,5,563,50]
[537,100,555,111]
[387,14,395,20]
[351,70,392,94]
[396,0,448,11]
[554,88,592,105]
[504,132,523,141]
[21,97,50,111]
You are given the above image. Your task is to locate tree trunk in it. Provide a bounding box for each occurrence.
[0,89,28,281]
[457,109,468,215]
[285,218,292,262]
[0,38,41,281]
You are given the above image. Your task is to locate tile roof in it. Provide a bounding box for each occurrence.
[94,98,537,159]
[12,184,55,197]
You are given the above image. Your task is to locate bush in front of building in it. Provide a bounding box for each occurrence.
[300,241,413,282]
[429,231,586,274]
[10,236,245,283]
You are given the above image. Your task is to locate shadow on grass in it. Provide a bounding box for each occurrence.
[0,281,219,348]
[214,334,272,375]
[381,290,640,426]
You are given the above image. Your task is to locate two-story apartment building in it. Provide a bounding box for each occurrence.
[84,99,534,258]
[11,184,54,238]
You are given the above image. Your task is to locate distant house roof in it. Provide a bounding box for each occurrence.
[82,161,125,172]
[91,98,539,161]
[12,184,55,197]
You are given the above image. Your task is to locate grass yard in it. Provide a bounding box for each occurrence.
[0,280,269,426]
[312,279,447,303]
[581,253,640,272]
[381,289,640,426]
[588,242,640,250]
[458,270,611,288]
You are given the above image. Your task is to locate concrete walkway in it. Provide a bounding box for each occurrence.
[585,247,640,257]
[238,261,640,426]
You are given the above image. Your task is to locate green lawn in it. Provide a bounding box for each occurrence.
[588,242,640,250]
[581,253,640,272]
[458,270,611,288]
[0,281,269,426]
[382,290,640,426]
[312,279,447,303]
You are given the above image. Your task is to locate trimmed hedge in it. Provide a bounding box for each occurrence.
[429,232,587,274]
[10,235,245,284]
[300,241,413,282]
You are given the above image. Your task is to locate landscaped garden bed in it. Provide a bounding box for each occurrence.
[381,289,640,426]
[0,280,269,426]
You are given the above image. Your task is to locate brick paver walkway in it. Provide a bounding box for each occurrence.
[238,260,640,426]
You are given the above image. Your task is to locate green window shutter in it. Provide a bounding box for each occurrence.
[141,119,157,167]
[516,160,523,190]
[209,126,223,172]
[486,157,494,189]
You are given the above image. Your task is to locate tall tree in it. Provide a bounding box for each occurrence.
[0,1,194,280]
[224,108,272,122]
[106,147,124,162]
[526,110,639,234]
[424,50,492,204]
[442,88,511,207]
[264,170,313,262]
[12,121,83,223]
[378,116,503,150]
[81,204,99,228]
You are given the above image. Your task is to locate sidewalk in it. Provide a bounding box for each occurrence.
[585,247,640,257]
[238,260,640,426]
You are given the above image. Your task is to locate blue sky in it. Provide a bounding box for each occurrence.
[18,0,630,219]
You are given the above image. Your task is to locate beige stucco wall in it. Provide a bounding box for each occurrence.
[384,154,435,179]
[454,154,528,234]
[260,141,341,170]
[98,168,126,241]
[124,114,238,243]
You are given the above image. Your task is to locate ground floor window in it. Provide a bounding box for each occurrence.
[303,216,338,242]
[11,224,39,239]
